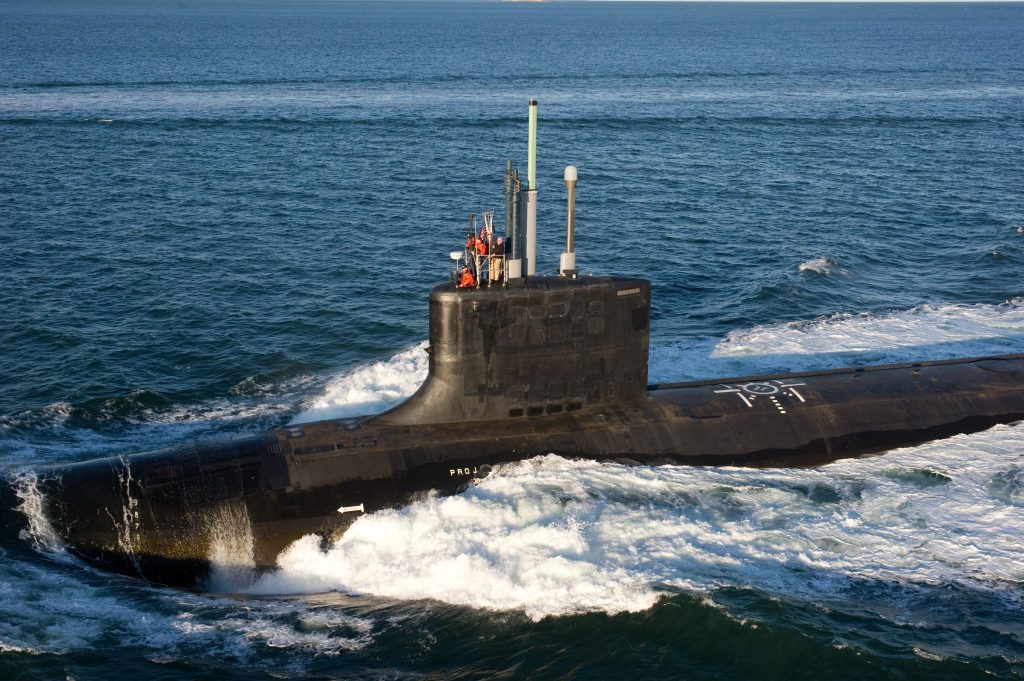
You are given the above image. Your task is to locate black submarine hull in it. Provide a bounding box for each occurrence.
[17,351,1024,586]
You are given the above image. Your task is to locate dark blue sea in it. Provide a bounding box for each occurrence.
[2,1,1024,678]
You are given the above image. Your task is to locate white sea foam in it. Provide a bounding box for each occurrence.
[718,298,1024,358]
[2,478,372,663]
[650,298,1024,382]
[0,642,44,655]
[0,548,375,661]
[290,343,429,424]
[246,425,1024,622]
[11,471,64,554]
[205,501,258,592]
[797,256,838,274]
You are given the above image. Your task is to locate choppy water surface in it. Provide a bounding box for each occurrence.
[2,1,1024,679]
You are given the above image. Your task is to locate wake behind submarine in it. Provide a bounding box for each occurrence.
[10,101,1024,586]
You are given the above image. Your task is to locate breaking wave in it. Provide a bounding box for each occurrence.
[650,297,1024,383]
[289,343,429,424]
[797,256,839,274]
[246,426,1024,627]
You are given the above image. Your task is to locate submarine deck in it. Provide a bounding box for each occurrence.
[647,352,1024,392]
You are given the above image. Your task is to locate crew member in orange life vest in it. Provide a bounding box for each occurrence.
[456,266,476,289]
[474,235,488,279]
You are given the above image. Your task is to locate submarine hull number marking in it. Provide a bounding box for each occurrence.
[713,380,808,414]
[450,464,493,478]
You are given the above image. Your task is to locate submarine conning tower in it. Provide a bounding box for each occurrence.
[374,99,652,425]
[373,276,651,425]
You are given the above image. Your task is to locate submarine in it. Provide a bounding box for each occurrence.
[6,100,1024,587]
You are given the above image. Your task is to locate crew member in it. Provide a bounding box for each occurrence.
[464,232,480,277]
[490,236,505,283]
[471,236,486,282]
[457,266,476,289]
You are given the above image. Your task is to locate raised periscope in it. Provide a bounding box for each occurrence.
[6,101,1024,587]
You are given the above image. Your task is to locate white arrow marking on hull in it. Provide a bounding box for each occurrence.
[337,503,365,514]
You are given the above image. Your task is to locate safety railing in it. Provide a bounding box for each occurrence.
[451,245,507,289]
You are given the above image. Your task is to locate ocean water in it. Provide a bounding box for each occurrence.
[2,1,1024,678]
